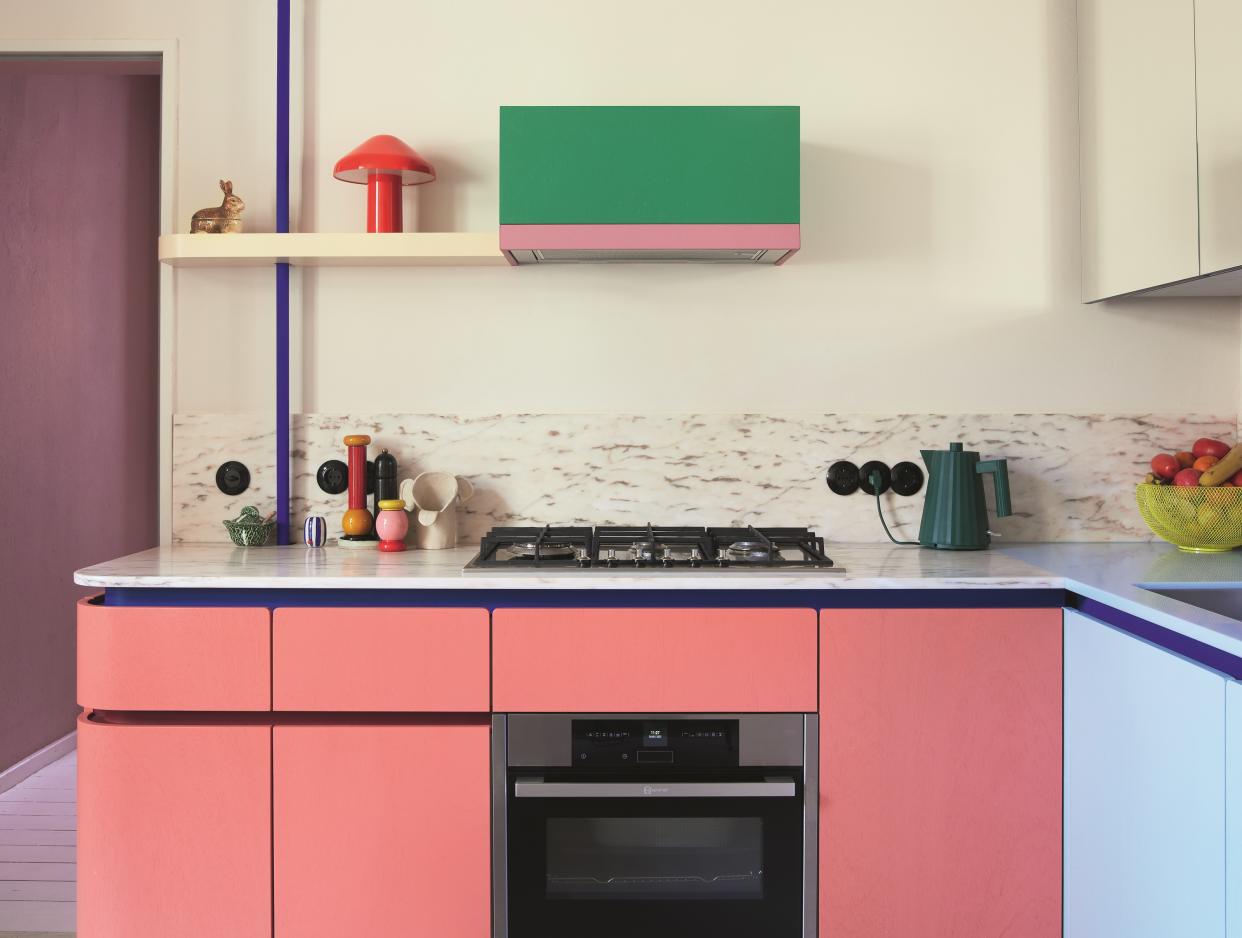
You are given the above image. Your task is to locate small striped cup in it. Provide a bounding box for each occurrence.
[303,515,327,548]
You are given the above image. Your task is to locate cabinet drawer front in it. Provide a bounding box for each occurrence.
[273,608,489,711]
[77,599,270,711]
[77,716,272,938]
[274,722,491,938]
[493,608,817,712]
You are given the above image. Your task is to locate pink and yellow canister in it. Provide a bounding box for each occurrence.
[374,500,409,552]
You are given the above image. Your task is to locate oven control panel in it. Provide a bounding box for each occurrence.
[571,719,739,766]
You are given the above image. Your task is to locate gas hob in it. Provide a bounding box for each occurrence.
[463,524,842,574]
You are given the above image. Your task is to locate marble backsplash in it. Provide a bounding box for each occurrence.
[173,412,1238,545]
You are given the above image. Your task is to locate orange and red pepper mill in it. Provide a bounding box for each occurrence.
[340,434,374,539]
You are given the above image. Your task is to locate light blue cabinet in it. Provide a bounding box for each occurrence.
[1064,608,1227,938]
[1228,680,1242,938]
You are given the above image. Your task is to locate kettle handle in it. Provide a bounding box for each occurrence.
[976,459,1012,518]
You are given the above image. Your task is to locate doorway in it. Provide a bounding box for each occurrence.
[0,57,163,931]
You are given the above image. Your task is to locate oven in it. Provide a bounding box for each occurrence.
[493,714,818,938]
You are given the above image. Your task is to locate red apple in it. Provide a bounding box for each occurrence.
[1193,438,1231,459]
[1174,468,1204,486]
[1231,469,1242,486]
[1151,453,1180,479]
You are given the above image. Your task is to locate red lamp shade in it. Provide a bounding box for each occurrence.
[333,134,436,233]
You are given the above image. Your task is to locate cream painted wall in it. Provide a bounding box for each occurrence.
[6,0,1239,415]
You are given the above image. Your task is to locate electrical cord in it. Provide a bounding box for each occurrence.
[871,469,919,546]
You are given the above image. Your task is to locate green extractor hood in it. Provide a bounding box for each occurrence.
[499,106,800,265]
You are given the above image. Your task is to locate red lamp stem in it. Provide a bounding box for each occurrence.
[366,172,402,232]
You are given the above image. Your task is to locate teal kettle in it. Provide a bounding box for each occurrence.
[918,442,1012,550]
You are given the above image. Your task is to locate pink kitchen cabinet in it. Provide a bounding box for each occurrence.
[274,721,492,938]
[820,608,1062,938]
[493,607,818,711]
[77,598,270,711]
[77,715,272,938]
[273,607,489,711]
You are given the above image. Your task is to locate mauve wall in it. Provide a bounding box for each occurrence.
[0,73,159,771]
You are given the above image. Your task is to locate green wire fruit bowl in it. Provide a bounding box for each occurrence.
[223,506,276,547]
[1136,483,1242,553]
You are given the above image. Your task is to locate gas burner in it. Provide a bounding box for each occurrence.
[466,523,840,572]
[475,526,594,567]
[505,541,578,559]
[723,541,774,562]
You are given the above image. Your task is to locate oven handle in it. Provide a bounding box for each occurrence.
[513,777,797,798]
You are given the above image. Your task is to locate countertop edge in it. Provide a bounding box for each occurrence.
[73,573,1066,590]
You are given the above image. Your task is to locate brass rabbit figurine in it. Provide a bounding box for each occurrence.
[190,180,245,233]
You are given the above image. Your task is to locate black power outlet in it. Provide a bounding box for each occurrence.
[891,461,925,496]
[827,458,925,497]
[826,460,861,495]
[215,461,250,496]
[859,461,891,495]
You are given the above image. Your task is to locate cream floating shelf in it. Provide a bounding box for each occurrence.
[158,232,509,268]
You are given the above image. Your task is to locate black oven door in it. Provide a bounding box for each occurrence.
[505,774,805,938]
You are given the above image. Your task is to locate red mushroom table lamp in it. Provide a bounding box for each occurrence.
[333,134,436,233]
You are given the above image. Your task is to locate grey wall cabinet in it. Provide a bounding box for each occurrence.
[1078,0,1242,300]
[1194,0,1242,279]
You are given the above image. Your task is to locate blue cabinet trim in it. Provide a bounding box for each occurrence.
[101,586,1066,610]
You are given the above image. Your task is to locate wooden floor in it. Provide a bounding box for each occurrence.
[0,750,75,935]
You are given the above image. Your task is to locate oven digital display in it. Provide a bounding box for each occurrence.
[571,719,739,766]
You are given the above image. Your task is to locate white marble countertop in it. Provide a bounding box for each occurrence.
[75,543,1061,591]
[1004,543,1242,661]
[74,541,1242,661]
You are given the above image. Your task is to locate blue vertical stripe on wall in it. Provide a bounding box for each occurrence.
[276,0,290,235]
[276,263,290,545]
[275,0,291,544]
